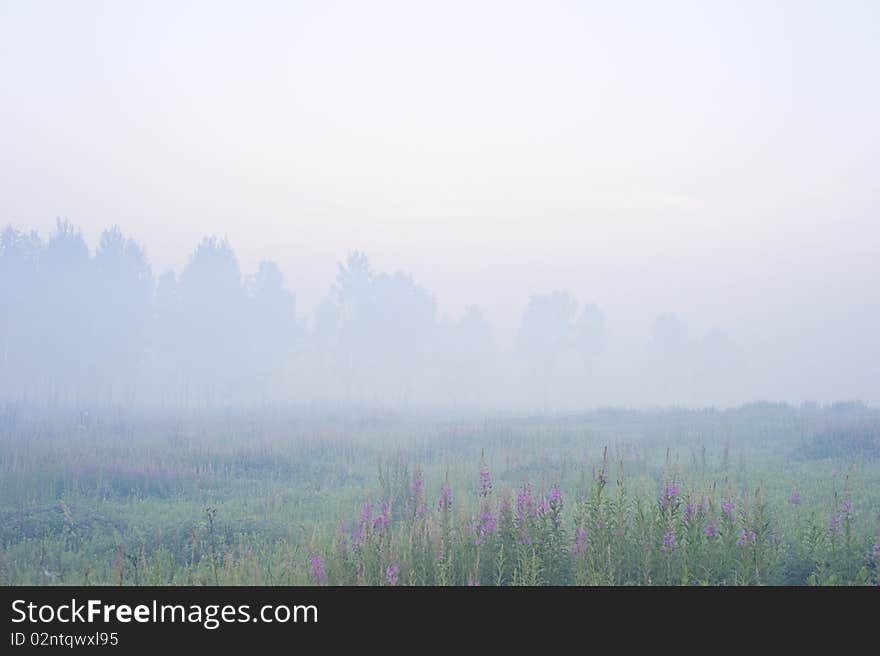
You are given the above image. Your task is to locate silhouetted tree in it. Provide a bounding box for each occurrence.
[246,260,302,401]
[174,236,248,406]
[92,226,153,403]
[515,291,579,407]
[0,226,43,401]
[315,252,438,404]
[41,220,95,404]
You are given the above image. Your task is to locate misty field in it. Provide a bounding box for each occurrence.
[1,403,878,586]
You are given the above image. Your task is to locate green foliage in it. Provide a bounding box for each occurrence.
[1,407,879,585]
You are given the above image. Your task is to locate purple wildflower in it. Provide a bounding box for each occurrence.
[549,484,563,511]
[515,484,536,545]
[472,507,497,546]
[438,483,453,511]
[789,491,801,506]
[385,564,399,586]
[705,522,719,538]
[353,501,372,546]
[683,503,696,525]
[373,501,391,531]
[572,527,589,557]
[410,472,425,518]
[547,484,564,528]
[661,530,677,555]
[828,515,842,535]
[309,555,327,585]
[737,529,757,547]
[516,483,535,523]
[721,500,735,519]
[841,500,853,516]
[660,483,681,508]
[479,466,493,498]
[699,496,709,515]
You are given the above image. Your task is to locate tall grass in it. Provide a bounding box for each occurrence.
[1,404,878,585]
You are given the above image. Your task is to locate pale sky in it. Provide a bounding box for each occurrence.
[2,0,878,399]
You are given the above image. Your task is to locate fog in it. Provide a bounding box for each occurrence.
[1,2,878,409]
[1,219,876,409]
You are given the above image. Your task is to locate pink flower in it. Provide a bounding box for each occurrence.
[385,564,399,586]
[309,555,327,584]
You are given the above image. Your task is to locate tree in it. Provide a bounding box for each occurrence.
[40,220,95,404]
[92,226,153,403]
[0,226,43,401]
[245,260,301,401]
[515,291,579,408]
[174,236,248,406]
[315,251,439,404]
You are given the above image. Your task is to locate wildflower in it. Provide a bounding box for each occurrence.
[438,483,453,511]
[516,484,536,546]
[828,515,842,535]
[789,491,801,506]
[705,522,719,538]
[841,501,853,516]
[660,483,680,509]
[549,484,563,512]
[661,530,677,555]
[472,508,497,546]
[373,501,391,531]
[547,484,564,528]
[572,527,589,557]
[309,555,327,585]
[683,503,696,525]
[479,466,493,498]
[353,501,372,546]
[385,564,399,586]
[737,529,757,547]
[721,500,735,519]
[410,472,425,518]
[516,483,535,523]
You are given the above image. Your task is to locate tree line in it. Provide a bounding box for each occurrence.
[0,220,745,409]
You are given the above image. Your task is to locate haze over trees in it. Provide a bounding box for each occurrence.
[0,219,844,411]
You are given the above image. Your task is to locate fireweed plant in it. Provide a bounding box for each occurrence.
[2,406,879,586]
[302,457,877,586]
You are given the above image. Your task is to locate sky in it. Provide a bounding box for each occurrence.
[1,1,878,402]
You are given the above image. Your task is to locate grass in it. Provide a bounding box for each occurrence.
[0,403,878,585]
